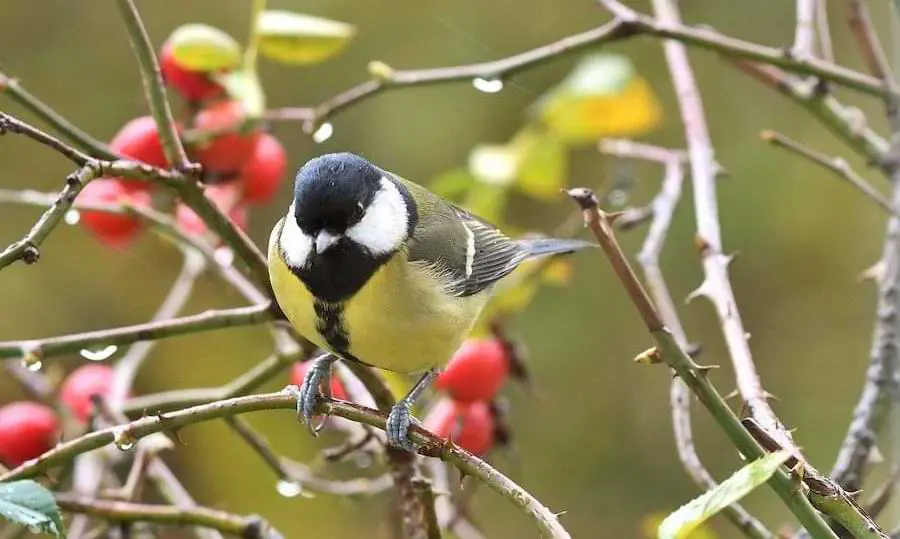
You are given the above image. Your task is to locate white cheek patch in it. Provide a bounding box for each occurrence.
[279,203,314,268]
[346,177,409,256]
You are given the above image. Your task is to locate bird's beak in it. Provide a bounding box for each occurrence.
[315,230,342,254]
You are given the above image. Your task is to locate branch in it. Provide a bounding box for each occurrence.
[0,302,273,361]
[597,0,897,99]
[730,61,889,167]
[761,130,895,214]
[114,0,189,169]
[600,140,773,539]
[0,71,118,160]
[848,0,893,83]
[412,477,443,539]
[1,391,570,539]
[564,187,837,539]
[56,495,279,538]
[815,0,833,62]
[792,0,816,60]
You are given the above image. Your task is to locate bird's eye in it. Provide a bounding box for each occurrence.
[353,202,365,221]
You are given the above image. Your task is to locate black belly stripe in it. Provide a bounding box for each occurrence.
[313,300,351,355]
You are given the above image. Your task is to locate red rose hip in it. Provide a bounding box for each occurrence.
[78,179,149,248]
[193,100,261,174]
[60,364,116,422]
[434,339,510,403]
[0,402,59,467]
[423,398,494,456]
[160,42,224,102]
[175,184,247,238]
[239,133,287,204]
[108,116,169,192]
[290,361,348,401]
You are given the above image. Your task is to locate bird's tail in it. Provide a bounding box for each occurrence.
[516,237,596,259]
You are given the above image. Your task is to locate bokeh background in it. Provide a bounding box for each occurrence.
[1,1,898,537]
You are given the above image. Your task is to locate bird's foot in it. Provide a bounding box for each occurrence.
[386,401,421,452]
[296,354,336,435]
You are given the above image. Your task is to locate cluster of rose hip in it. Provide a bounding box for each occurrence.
[292,337,514,457]
[79,37,286,247]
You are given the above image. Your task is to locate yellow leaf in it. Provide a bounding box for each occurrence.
[168,24,242,72]
[215,70,266,118]
[641,512,717,539]
[468,144,520,187]
[257,10,356,65]
[535,53,662,143]
[512,128,568,201]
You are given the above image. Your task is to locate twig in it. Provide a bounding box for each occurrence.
[792,0,817,60]
[730,61,889,167]
[0,111,95,166]
[864,465,899,518]
[3,361,54,401]
[645,0,800,467]
[412,478,443,539]
[1,391,570,539]
[108,248,206,408]
[279,457,393,497]
[0,71,118,160]
[425,460,485,539]
[56,495,278,538]
[597,0,898,99]
[114,0,188,169]
[815,0,833,63]
[242,0,266,74]
[0,165,100,269]
[761,130,894,214]
[0,302,273,361]
[848,0,893,82]
[600,141,773,539]
[564,187,837,539]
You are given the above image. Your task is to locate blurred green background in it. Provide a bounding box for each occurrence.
[1,1,898,537]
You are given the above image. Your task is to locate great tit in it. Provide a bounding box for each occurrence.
[268,152,592,451]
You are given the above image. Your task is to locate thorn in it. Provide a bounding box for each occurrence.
[685,343,702,358]
[763,391,780,403]
[685,281,713,304]
[633,346,662,365]
[603,210,628,225]
[724,389,739,401]
[723,251,739,267]
[858,259,886,285]
[694,364,720,377]
[868,444,884,465]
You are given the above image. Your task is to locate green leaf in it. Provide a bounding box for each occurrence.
[0,480,65,537]
[216,70,266,118]
[167,24,242,72]
[533,53,662,144]
[512,128,568,201]
[256,10,356,65]
[658,451,790,539]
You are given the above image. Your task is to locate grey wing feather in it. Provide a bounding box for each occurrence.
[407,199,593,298]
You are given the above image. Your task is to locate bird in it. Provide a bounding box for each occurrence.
[268,152,593,451]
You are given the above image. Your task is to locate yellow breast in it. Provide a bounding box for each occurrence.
[268,223,488,373]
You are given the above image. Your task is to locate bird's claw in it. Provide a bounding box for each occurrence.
[386,402,420,452]
[295,356,334,435]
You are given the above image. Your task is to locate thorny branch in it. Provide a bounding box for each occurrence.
[599,139,773,539]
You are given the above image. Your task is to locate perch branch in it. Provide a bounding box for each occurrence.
[0,302,274,361]
[761,130,894,214]
[600,140,773,539]
[0,391,570,539]
[56,495,279,538]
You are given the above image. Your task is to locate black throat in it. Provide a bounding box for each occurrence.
[288,241,392,304]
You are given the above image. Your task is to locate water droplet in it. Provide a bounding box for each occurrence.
[113,428,136,451]
[80,345,118,361]
[312,122,334,144]
[64,209,80,225]
[213,246,234,267]
[472,77,504,93]
[276,479,303,498]
[20,344,43,372]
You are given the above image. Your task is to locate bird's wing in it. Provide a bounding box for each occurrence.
[400,178,528,297]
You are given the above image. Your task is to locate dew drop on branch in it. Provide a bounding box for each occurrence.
[213,246,234,267]
[275,479,303,498]
[312,123,334,144]
[64,209,80,225]
[112,427,136,451]
[21,357,42,372]
[80,345,118,362]
[472,77,504,93]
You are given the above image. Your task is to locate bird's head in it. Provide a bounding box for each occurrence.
[278,152,417,274]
